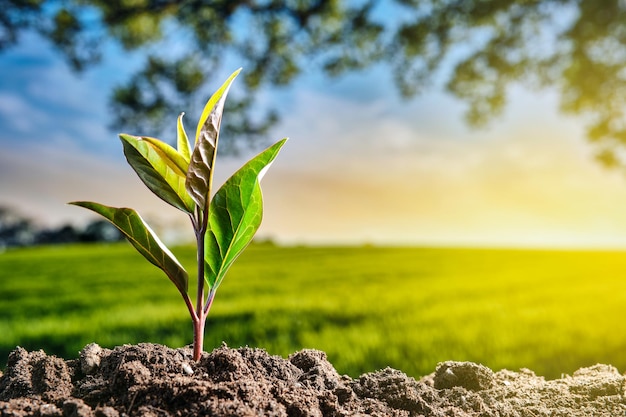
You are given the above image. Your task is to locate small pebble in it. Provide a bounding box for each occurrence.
[80,343,102,375]
[95,406,120,417]
[182,362,194,375]
[39,403,61,417]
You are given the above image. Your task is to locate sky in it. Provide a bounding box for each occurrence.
[3,30,626,248]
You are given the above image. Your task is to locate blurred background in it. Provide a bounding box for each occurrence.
[0,0,626,374]
[6,0,626,248]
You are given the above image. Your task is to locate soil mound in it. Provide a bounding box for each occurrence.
[0,343,624,416]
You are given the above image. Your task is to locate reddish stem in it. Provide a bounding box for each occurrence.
[192,207,209,361]
[192,314,206,361]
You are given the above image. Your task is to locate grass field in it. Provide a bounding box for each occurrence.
[1,242,626,379]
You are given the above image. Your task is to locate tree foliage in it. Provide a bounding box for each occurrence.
[3,0,626,165]
[0,206,122,248]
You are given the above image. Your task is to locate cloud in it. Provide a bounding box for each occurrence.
[258,85,626,247]
[0,142,193,243]
[0,33,132,156]
[0,93,47,134]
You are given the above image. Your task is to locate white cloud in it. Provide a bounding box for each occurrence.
[0,143,194,242]
[0,93,51,134]
[258,85,626,247]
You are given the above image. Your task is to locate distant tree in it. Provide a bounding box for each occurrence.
[3,1,626,166]
[35,224,80,245]
[0,206,128,247]
[80,219,123,243]
[0,206,35,248]
[35,221,125,244]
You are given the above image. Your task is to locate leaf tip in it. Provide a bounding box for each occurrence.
[119,133,138,143]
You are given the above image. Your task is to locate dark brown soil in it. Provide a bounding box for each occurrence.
[0,343,624,416]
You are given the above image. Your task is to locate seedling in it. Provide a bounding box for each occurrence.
[70,69,287,361]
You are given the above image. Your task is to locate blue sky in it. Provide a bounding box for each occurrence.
[3,29,626,247]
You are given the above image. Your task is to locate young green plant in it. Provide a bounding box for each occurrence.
[70,69,287,361]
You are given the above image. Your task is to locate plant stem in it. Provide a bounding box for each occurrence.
[203,288,216,315]
[192,207,209,361]
[195,227,205,329]
[192,314,206,361]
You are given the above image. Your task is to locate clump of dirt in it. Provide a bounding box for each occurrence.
[0,343,624,416]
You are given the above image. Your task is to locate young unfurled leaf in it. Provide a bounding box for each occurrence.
[68,201,188,295]
[185,69,242,212]
[120,134,195,213]
[194,68,243,144]
[204,138,287,290]
[177,112,191,163]
[141,136,189,174]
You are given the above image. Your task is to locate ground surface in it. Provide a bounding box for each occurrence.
[0,343,624,416]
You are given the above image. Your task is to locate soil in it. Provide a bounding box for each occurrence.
[0,343,624,417]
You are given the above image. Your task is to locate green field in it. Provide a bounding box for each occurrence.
[1,242,626,379]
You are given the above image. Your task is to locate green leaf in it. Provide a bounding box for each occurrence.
[68,201,188,294]
[185,68,242,212]
[141,136,189,174]
[177,112,191,163]
[204,138,287,290]
[194,68,242,143]
[120,133,195,213]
